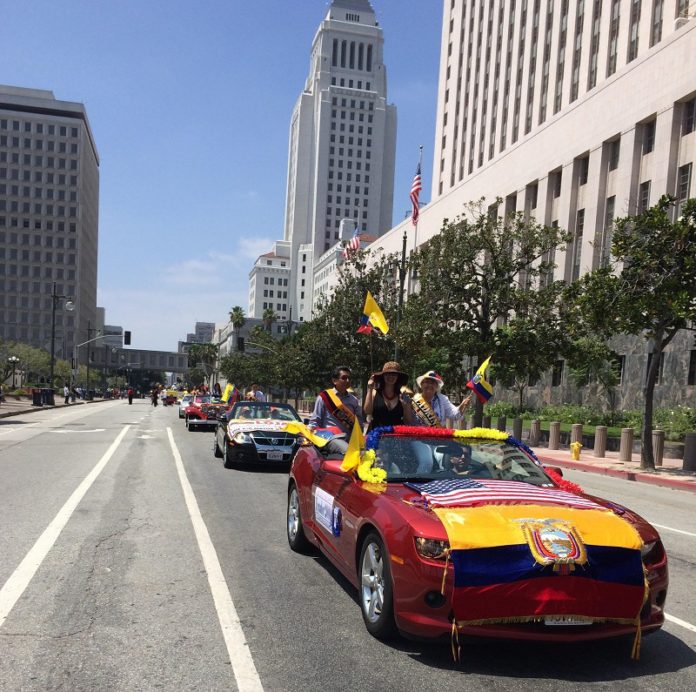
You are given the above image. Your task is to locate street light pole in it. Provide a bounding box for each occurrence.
[8,356,19,388]
[49,281,74,388]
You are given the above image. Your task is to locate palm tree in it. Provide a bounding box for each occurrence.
[229,306,246,330]
[262,307,277,333]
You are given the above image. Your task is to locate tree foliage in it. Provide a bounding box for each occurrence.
[567,195,696,469]
[404,199,572,419]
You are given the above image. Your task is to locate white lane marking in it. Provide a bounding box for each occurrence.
[666,613,696,633]
[0,425,131,629]
[167,428,263,692]
[651,523,696,538]
[50,429,106,434]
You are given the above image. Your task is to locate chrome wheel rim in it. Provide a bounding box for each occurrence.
[361,542,384,623]
[288,488,300,541]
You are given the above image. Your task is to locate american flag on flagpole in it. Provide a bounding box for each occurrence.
[342,226,362,259]
[410,163,422,226]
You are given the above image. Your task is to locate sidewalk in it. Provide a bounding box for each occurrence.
[532,444,696,494]
[0,394,109,419]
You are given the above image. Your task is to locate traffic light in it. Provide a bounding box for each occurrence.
[124,330,131,345]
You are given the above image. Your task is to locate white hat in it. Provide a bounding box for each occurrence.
[416,370,445,391]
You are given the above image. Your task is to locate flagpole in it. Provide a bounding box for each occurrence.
[412,145,423,263]
[395,145,423,362]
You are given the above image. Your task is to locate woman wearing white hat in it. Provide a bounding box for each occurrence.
[411,370,472,427]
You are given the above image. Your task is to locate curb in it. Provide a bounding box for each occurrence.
[537,454,696,494]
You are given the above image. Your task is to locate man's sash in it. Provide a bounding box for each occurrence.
[319,388,356,430]
[411,394,442,427]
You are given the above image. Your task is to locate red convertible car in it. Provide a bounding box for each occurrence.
[287,426,668,655]
[184,395,226,431]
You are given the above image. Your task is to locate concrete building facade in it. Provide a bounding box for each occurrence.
[282,0,397,323]
[360,1,696,409]
[247,241,292,326]
[0,85,99,365]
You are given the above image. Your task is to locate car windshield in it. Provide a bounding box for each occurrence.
[194,396,211,404]
[373,436,552,486]
[229,402,301,422]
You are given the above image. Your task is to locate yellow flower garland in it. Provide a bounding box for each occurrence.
[357,449,387,483]
[453,428,508,441]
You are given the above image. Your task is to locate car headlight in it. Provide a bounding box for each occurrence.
[415,537,450,561]
[232,432,252,444]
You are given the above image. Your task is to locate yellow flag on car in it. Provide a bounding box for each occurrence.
[341,418,365,472]
[283,421,329,448]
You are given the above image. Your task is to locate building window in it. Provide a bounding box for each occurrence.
[638,180,651,212]
[650,0,664,46]
[682,98,696,135]
[613,354,626,385]
[578,156,589,185]
[588,0,602,89]
[608,139,620,170]
[606,0,621,77]
[600,196,615,267]
[676,163,692,215]
[571,209,584,281]
[643,119,656,154]
[627,0,642,62]
[552,170,562,198]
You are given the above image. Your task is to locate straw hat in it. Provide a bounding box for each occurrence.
[416,370,445,391]
[373,361,408,389]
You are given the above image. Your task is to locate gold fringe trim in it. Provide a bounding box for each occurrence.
[451,620,461,663]
[440,550,451,596]
[455,615,641,627]
[631,615,642,660]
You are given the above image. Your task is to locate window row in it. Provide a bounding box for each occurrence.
[0,120,79,137]
[262,276,288,286]
[330,78,372,90]
[261,302,287,312]
[0,136,79,153]
[0,265,76,278]
[262,290,288,299]
[331,39,373,71]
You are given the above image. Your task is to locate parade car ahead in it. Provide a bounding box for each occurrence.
[287,426,668,657]
[184,395,225,431]
[214,401,304,468]
[178,394,194,419]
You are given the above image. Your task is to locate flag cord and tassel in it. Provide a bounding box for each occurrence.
[631,616,642,660]
[450,620,461,663]
[440,549,451,596]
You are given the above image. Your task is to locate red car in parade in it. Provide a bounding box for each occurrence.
[287,426,668,653]
[184,395,227,431]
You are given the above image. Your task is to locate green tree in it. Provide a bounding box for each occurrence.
[405,199,572,422]
[186,343,219,387]
[229,305,246,329]
[568,195,696,469]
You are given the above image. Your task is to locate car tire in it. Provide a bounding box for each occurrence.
[358,532,396,640]
[287,483,311,553]
[213,435,223,458]
[223,443,235,469]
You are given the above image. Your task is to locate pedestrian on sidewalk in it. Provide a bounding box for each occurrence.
[63,384,70,405]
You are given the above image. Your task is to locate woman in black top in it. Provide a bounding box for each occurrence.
[363,361,416,431]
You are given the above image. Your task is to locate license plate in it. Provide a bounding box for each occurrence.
[544,617,592,626]
[266,450,284,461]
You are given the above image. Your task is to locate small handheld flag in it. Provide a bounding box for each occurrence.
[357,291,389,335]
[466,356,494,403]
[221,383,235,402]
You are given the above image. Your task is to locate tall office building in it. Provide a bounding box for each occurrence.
[0,85,99,365]
[367,1,696,408]
[283,0,397,322]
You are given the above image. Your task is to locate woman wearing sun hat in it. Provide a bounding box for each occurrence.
[364,361,416,431]
[411,370,472,427]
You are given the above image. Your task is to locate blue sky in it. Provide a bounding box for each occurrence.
[1,0,443,351]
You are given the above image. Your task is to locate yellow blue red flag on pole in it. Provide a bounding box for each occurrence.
[357,291,389,335]
[466,356,494,403]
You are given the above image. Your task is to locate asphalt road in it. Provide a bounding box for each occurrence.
[1,401,694,691]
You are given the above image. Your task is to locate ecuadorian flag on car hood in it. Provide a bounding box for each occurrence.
[408,478,647,627]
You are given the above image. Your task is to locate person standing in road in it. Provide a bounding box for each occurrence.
[308,366,363,435]
[363,361,416,431]
[127,387,134,405]
[63,384,70,405]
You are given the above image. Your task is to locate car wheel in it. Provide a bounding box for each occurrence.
[223,443,235,469]
[287,483,311,553]
[213,434,223,458]
[359,532,396,639]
